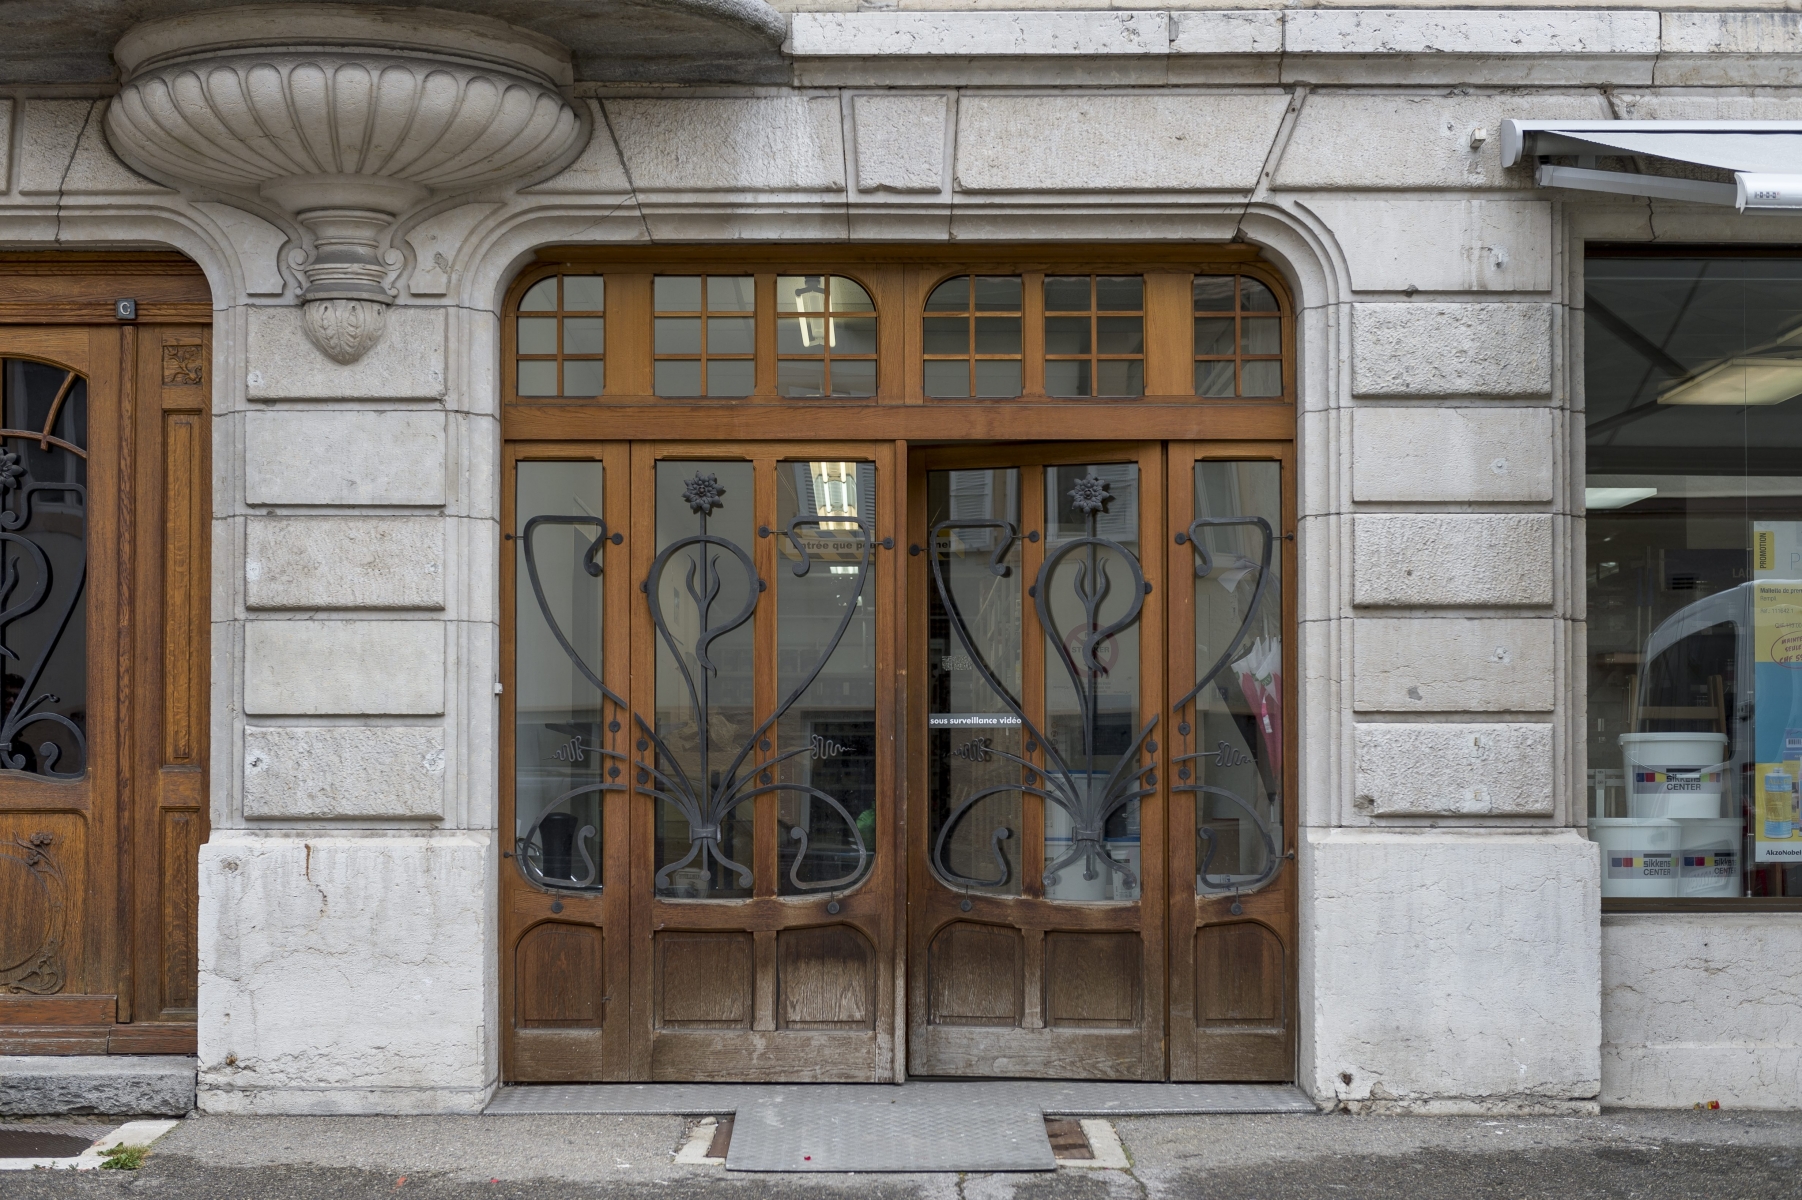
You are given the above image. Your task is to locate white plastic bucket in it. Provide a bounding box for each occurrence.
[1620,732,1730,818]
[1676,817,1743,898]
[1591,817,1681,898]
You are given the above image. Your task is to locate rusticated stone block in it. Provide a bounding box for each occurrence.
[1354,722,1555,815]
[1353,407,1555,503]
[1355,618,1556,712]
[1354,514,1555,607]
[243,726,445,819]
[1352,303,1554,398]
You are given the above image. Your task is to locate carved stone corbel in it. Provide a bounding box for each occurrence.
[105,4,587,364]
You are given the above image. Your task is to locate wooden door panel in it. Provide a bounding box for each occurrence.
[777,924,875,1030]
[1044,932,1141,1029]
[518,922,607,1027]
[927,921,1022,1027]
[655,931,754,1029]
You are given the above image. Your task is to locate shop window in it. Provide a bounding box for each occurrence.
[1044,275,1144,398]
[1194,274,1282,398]
[776,275,878,398]
[654,275,755,398]
[1586,251,1802,904]
[516,274,604,398]
[923,275,1023,398]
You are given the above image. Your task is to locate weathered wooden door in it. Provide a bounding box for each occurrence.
[503,440,901,1080]
[0,255,211,1053]
[907,442,1167,1078]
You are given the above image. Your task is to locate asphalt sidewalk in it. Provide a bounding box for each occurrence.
[0,1109,1797,1199]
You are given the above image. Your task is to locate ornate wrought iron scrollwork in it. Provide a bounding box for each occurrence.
[0,365,88,780]
[517,513,627,892]
[928,472,1157,895]
[1172,514,1281,895]
[637,472,871,894]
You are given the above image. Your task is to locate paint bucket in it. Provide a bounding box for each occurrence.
[1676,817,1743,898]
[1591,817,1681,898]
[1620,732,1730,818]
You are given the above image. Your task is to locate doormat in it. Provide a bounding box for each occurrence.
[486,1082,1316,1172]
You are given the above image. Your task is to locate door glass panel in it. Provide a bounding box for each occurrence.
[774,461,878,894]
[1178,461,1283,895]
[649,461,758,898]
[927,468,1024,895]
[0,359,87,778]
[1041,463,1147,902]
[514,461,620,892]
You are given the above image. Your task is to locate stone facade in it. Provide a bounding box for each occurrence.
[2,2,1799,1114]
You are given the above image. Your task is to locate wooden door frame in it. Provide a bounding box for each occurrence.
[1165,441,1299,1081]
[0,252,211,1054]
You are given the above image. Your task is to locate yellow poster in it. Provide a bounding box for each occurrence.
[1752,578,1802,862]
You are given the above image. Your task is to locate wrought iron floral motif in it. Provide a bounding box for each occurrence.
[637,471,871,894]
[1172,514,1281,894]
[929,472,1157,894]
[0,367,88,780]
[517,513,627,892]
[0,831,66,994]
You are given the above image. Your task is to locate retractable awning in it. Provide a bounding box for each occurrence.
[1501,120,1802,211]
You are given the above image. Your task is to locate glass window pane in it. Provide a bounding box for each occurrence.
[520,277,557,311]
[707,358,755,397]
[708,316,756,355]
[777,358,827,397]
[1095,276,1143,312]
[1240,278,1279,312]
[925,359,970,398]
[1196,360,1236,397]
[655,359,701,397]
[1096,359,1144,398]
[514,459,611,891]
[1045,317,1091,356]
[927,467,1023,896]
[1195,317,1235,356]
[652,460,758,898]
[708,275,756,311]
[1243,317,1281,355]
[832,316,878,356]
[777,275,829,312]
[1044,276,1090,312]
[974,359,1022,398]
[778,316,824,356]
[518,360,558,396]
[1187,460,1283,897]
[974,276,1023,311]
[776,461,880,894]
[563,316,605,354]
[1193,275,1235,312]
[517,316,557,355]
[655,316,700,355]
[973,317,1021,355]
[924,317,970,356]
[562,359,605,397]
[1041,462,1144,902]
[654,275,701,310]
[1097,316,1144,355]
[830,359,877,397]
[563,275,605,310]
[926,277,970,312]
[1241,360,1281,397]
[1046,359,1090,398]
[830,276,875,312]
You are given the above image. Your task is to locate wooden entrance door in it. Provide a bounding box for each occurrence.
[906,443,1167,1078]
[503,440,901,1081]
[0,255,211,1053]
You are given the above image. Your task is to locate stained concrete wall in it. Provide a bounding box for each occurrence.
[3,4,1799,1114]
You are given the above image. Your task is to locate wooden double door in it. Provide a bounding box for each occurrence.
[502,439,1293,1082]
[0,255,212,1054]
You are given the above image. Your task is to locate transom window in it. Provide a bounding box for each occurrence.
[506,259,1291,403]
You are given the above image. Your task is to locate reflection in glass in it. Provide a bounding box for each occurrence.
[1040,463,1146,902]
[651,461,758,898]
[924,276,1023,399]
[1178,461,1283,896]
[927,469,1024,895]
[514,460,619,891]
[776,462,879,894]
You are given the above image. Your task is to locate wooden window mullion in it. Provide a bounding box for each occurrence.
[1021,272,1046,398]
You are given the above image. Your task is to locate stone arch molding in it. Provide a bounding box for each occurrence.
[104,4,589,363]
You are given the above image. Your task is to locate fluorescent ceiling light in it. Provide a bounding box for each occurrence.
[1659,356,1802,406]
[1586,487,1659,510]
